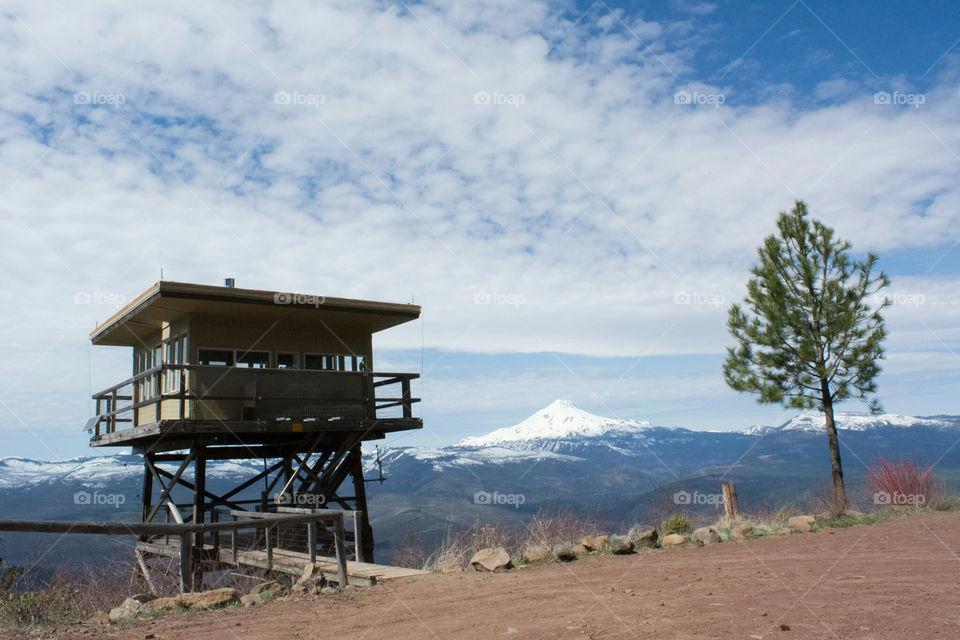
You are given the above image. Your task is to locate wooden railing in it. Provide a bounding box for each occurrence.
[86,364,420,436]
[0,511,348,593]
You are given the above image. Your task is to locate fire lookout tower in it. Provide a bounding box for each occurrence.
[85,280,421,580]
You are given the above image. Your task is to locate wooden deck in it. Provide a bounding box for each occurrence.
[138,540,428,587]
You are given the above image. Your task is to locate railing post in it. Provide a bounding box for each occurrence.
[111,389,119,433]
[307,521,316,564]
[154,370,161,423]
[334,513,348,588]
[179,365,186,420]
[265,523,273,569]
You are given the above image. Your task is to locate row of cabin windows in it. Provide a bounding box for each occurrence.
[196,349,367,372]
[134,334,188,399]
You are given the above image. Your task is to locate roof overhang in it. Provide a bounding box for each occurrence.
[90,281,421,347]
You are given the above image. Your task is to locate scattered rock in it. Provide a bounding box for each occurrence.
[240,593,259,607]
[579,535,609,551]
[248,580,289,599]
[470,547,513,572]
[128,593,157,604]
[661,534,689,546]
[608,535,635,555]
[146,596,181,613]
[732,526,754,540]
[780,623,791,631]
[692,527,722,544]
[787,515,815,532]
[634,528,659,549]
[86,611,110,625]
[776,527,792,536]
[176,587,239,610]
[108,598,149,621]
[553,543,577,562]
[522,545,552,563]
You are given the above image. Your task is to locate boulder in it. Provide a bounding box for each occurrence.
[787,515,815,533]
[86,611,110,625]
[776,527,792,536]
[579,535,609,551]
[732,526,754,540]
[522,545,552,563]
[608,535,635,555]
[146,596,181,613]
[108,598,149,621]
[634,528,659,549]
[128,593,157,603]
[470,547,512,572]
[240,593,259,607]
[176,587,239,610]
[692,527,722,544]
[661,534,689,546]
[553,543,577,562]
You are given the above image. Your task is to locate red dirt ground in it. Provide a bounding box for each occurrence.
[9,511,960,640]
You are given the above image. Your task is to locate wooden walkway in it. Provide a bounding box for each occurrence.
[222,547,429,586]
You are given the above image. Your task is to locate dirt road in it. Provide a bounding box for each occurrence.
[22,511,960,639]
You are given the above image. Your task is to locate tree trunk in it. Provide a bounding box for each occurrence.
[820,378,848,514]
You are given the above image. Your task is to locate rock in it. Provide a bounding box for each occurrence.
[470,547,512,572]
[692,527,722,544]
[248,580,289,599]
[146,596,181,612]
[108,598,149,621]
[553,543,577,562]
[776,527,792,536]
[86,611,110,625]
[634,528,659,549]
[522,545,552,563]
[240,593,259,607]
[176,587,239,610]
[579,535,609,551]
[128,593,157,604]
[661,534,689,546]
[293,565,327,591]
[732,526,754,539]
[608,535,635,555]
[787,515,815,532]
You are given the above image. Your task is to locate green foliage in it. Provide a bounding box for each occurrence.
[723,200,889,412]
[662,514,692,536]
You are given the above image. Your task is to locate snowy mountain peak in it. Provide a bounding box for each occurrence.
[778,412,953,432]
[457,400,651,447]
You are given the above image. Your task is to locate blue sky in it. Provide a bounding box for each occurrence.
[0,0,957,458]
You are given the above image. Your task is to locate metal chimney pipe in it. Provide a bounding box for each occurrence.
[224,278,235,288]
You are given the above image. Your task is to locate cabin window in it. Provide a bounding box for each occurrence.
[236,350,270,368]
[276,353,298,369]
[304,354,340,371]
[198,349,234,366]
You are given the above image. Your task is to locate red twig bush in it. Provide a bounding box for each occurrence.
[868,457,944,509]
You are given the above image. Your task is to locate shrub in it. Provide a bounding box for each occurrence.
[868,457,944,510]
[662,514,692,536]
[522,509,600,549]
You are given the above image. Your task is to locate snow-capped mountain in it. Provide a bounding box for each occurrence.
[776,412,955,432]
[457,399,652,447]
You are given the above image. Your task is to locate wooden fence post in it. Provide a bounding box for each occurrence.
[722,482,740,522]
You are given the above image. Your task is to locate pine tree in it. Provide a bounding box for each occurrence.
[723,200,889,513]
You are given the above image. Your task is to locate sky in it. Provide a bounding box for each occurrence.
[0,0,958,459]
